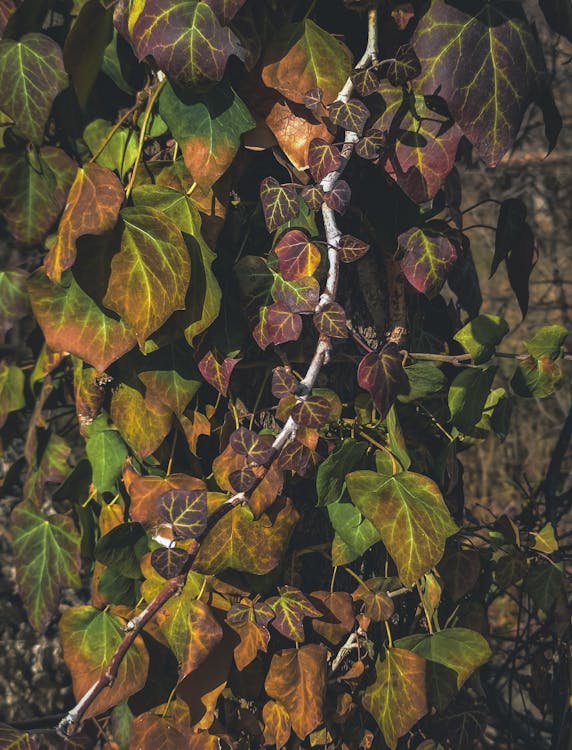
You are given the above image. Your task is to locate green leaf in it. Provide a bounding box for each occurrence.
[95,522,148,578]
[328,501,381,565]
[397,628,491,689]
[86,420,128,494]
[11,500,81,633]
[110,381,173,458]
[159,81,255,191]
[448,367,497,434]
[317,438,368,506]
[454,315,509,364]
[262,19,352,105]
[0,269,30,342]
[524,325,568,360]
[128,0,242,88]
[511,355,563,398]
[362,649,427,750]
[24,432,72,504]
[0,32,67,144]
[346,469,458,586]
[398,224,458,299]
[83,118,138,179]
[102,207,191,345]
[412,0,546,165]
[0,361,24,429]
[59,606,149,718]
[137,342,201,416]
[0,147,76,245]
[131,185,221,344]
[526,561,565,611]
[27,270,137,374]
[398,362,447,403]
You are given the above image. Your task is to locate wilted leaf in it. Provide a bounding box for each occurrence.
[411,0,546,165]
[265,644,327,739]
[362,649,427,750]
[398,225,458,298]
[328,99,370,136]
[262,20,352,105]
[46,164,124,283]
[12,500,81,632]
[358,344,408,419]
[397,628,491,689]
[0,269,29,342]
[347,470,458,586]
[0,147,76,245]
[159,81,255,191]
[128,713,188,750]
[60,605,149,718]
[260,177,299,232]
[128,0,242,88]
[268,585,323,642]
[103,207,190,345]
[454,315,509,365]
[194,495,299,575]
[0,33,67,144]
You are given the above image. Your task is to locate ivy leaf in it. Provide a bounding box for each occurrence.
[123,461,206,528]
[262,19,352,105]
[0,725,38,750]
[387,43,421,86]
[338,234,370,263]
[11,500,81,633]
[0,269,30,342]
[272,366,298,399]
[197,349,241,396]
[362,649,427,750]
[411,0,546,166]
[437,546,481,601]
[323,180,351,214]
[45,164,124,283]
[525,325,568,360]
[347,470,458,586]
[399,362,447,403]
[265,644,327,739]
[448,367,497,434]
[194,495,299,575]
[351,67,380,97]
[492,198,527,275]
[310,591,355,645]
[95,522,148,578]
[103,207,190,345]
[263,700,291,749]
[397,628,491,689]
[128,0,242,88]
[307,138,342,182]
[398,225,458,298]
[352,577,395,622]
[27,271,137,374]
[229,427,275,465]
[512,355,563,399]
[85,422,128,494]
[150,547,189,580]
[314,302,348,338]
[271,275,319,313]
[23,432,72,505]
[141,558,222,682]
[209,0,247,25]
[328,99,370,136]
[358,344,408,419]
[253,304,302,350]
[274,230,321,282]
[230,617,271,671]
[60,606,149,718]
[355,128,386,161]
[83,118,138,179]
[131,185,221,345]
[138,342,201,416]
[158,488,208,540]
[0,361,24,429]
[110,382,173,459]
[317,438,368,506]
[454,315,509,365]
[159,81,255,191]
[0,33,67,144]
[328,500,381,565]
[300,185,324,212]
[278,438,321,477]
[265,98,333,172]
[268,586,323,642]
[260,177,299,232]
[291,395,331,429]
[0,147,76,245]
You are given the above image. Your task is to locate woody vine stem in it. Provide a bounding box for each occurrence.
[57,8,381,738]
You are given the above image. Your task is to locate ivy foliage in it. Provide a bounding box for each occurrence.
[0,0,570,749]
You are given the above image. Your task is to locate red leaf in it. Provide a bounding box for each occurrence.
[150,547,190,579]
[274,230,321,281]
[260,177,299,232]
[253,304,303,349]
[291,395,331,428]
[197,350,241,396]
[356,129,387,161]
[313,302,348,338]
[300,184,324,211]
[351,68,380,97]
[328,99,371,136]
[229,427,275,465]
[398,224,458,298]
[308,138,342,182]
[357,343,408,419]
[323,180,351,214]
[272,366,298,398]
[338,234,370,263]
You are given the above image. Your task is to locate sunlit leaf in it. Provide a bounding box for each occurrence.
[268,585,322,642]
[260,177,299,232]
[158,488,208,540]
[45,164,124,283]
[262,700,291,749]
[362,648,427,750]
[0,269,30,342]
[398,362,447,403]
[454,315,509,365]
[194,495,299,575]
[411,0,546,165]
[397,628,491,689]
[525,325,568,360]
[110,382,173,458]
[85,419,128,495]
[0,32,67,144]
[512,355,563,398]
[83,118,138,179]
[351,577,395,622]
[274,230,321,282]
[60,605,149,718]
[103,207,190,345]
[128,0,242,88]
[0,147,76,245]
[265,644,327,739]
[328,98,370,136]
[159,81,255,191]
[265,98,333,171]
[11,501,81,633]
[138,342,201,416]
[328,500,381,565]
[262,19,352,105]
[347,469,458,586]
[398,224,458,298]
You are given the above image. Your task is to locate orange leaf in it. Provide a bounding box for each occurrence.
[266,98,333,171]
[229,618,270,671]
[310,591,355,645]
[263,700,292,749]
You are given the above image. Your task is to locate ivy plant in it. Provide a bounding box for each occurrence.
[0,1,570,749]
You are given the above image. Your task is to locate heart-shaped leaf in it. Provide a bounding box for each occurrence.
[253,304,303,349]
[158,488,208,540]
[291,395,331,429]
[398,225,458,298]
[313,302,348,338]
[274,230,321,281]
[328,98,370,135]
[357,344,408,419]
[338,234,370,263]
[308,138,342,182]
[260,177,299,232]
[323,180,351,214]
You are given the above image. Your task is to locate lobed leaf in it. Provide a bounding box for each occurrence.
[328,98,370,136]
[110,382,173,459]
[268,585,323,643]
[398,225,458,299]
[158,488,208,539]
[262,700,291,749]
